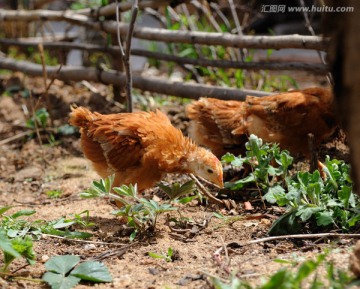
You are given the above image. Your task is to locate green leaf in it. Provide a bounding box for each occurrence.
[71,261,112,282]
[148,252,164,259]
[11,210,36,219]
[316,211,334,226]
[221,153,235,163]
[268,211,301,236]
[347,214,360,227]
[296,206,321,222]
[10,236,36,265]
[42,272,80,289]
[0,206,13,216]
[213,212,225,219]
[0,230,21,260]
[338,185,353,209]
[45,255,80,275]
[264,185,286,205]
[261,269,292,289]
[295,260,320,284]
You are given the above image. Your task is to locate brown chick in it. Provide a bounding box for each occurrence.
[187,87,337,157]
[69,107,223,191]
[187,97,248,157]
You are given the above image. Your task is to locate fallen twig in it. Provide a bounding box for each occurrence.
[213,237,232,275]
[0,131,31,146]
[41,233,129,246]
[90,242,139,261]
[189,174,226,207]
[228,232,360,247]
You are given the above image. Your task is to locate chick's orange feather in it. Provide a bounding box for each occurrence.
[187,87,337,157]
[69,107,223,190]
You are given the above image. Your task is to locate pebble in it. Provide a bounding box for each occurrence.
[84,243,96,250]
[41,255,50,263]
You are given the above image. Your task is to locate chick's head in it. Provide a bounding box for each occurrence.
[187,147,224,188]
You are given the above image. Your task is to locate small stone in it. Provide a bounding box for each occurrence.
[41,255,50,263]
[84,244,96,250]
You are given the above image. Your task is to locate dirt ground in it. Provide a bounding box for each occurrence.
[0,72,356,289]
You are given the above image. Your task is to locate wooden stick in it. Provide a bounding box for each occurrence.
[76,0,184,17]
[0,9,328,50]
[123,0,139,112]
[0,39,328,73]
[0,56,272,100]
[229,232,360,247]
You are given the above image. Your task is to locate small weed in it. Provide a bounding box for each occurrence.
[0,229,36,273]
[26,107,49,129]
[0,206,93,240]
[68,210,95,228]
[158,180,201,204]
[45,190,62,199]
[222,134,293,194]
[148,247,174,263]
[42,255,112,289]
[81,175,177,240]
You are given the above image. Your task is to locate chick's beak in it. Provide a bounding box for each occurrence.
[215,170,224,188]
[216,177,224,189]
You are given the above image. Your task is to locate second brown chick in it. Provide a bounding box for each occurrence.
[187,87,338,158]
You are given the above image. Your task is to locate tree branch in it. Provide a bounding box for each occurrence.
[0,56,272,100]
[124,0,139,112]
[0,39,328,74]
[76,0,189,17]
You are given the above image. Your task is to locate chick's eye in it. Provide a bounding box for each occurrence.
[207,169,214,174]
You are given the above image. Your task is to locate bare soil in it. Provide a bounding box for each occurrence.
[0,73,356,289]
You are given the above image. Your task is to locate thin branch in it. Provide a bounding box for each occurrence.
[189,174,225,207]
[298,0,333,85]
[37,43,54,127]
[0,56,272,100]
[0,131,31,146]
[0,39,328,74]
[76,0,185,17]
[124,0,138,112]
[41,233,129,246]
[115,0,125,56]
[228,0,244,61]
[230,232,360,247]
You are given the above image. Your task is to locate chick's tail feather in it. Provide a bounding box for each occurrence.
[69,106,95,128]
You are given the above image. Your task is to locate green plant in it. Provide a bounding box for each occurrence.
[42,255,112,289]
[222,135,359,235]
[68,210,95,228]
[158,180,201,204]
[0,206,93,240]
[45,190,62,199]
[209,252,357,289]
[222,134,293,194]
[269,156,359,235]
[148,247,174,263]
[81,175,177,240]
[26,107,49,129]
[0,229,36,273]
